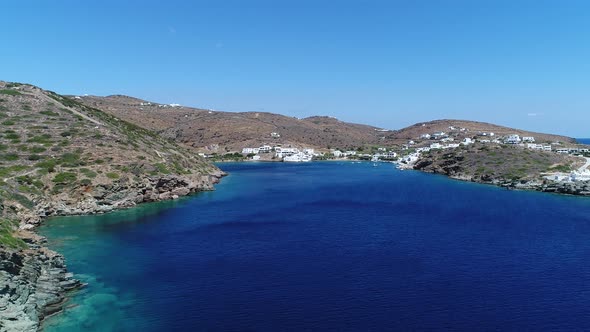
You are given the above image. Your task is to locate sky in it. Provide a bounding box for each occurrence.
[2,0,590,136]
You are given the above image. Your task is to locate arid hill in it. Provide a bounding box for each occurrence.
[75,95,389,152]
[75,96,577,153]
[387,119,575,144]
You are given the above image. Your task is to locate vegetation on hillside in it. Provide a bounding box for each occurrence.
[415,143,577,182]
[0,80,220,246]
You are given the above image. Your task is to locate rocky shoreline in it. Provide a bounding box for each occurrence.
[0,171,225,332]
[413,160,590,197]
[0,237,81,332]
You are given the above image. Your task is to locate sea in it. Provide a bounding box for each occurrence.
[39,161,590,331]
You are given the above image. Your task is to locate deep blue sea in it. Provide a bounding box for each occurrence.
[577,138,590,145]
[40,162,590,331]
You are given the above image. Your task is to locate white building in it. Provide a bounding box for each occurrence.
[386,151,397,158]
[462,138,474,145]
[303,148,315,155]
[432,132,447,139]
[275,147,299,158]
[527,143,544,150]
[242,147,259,154]
[430,143,442,149]
[522,136,535,143]
[420,134,431,139]
[504,135,521,144]
[259,145,272,153]
[332,150,343,158]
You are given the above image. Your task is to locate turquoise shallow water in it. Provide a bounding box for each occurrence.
[39,162,590,331]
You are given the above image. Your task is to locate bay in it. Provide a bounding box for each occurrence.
[40,162,590,331]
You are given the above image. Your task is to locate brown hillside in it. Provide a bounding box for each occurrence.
[388,119,575,144]
[74,95,388,152]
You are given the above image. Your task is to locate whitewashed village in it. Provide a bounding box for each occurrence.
[201,125,590,185]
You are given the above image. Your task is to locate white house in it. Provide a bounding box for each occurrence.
[242,147,259,154]
[522,136,535,143]
[303,148,315,155]
[332,150,343,158]
[430,143,442,149]
[259,145,272,153]
[504,135,521,144]
[462,138,474,145]
[270,132,281,138]
[527,143,543,150]
[432,132,447,139]
[275,147,299,158]
[420,134,431,139]
[386,151,397,158]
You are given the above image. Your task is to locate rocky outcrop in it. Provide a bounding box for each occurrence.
[19,171,225,229]
[414,153,590,197]
[0,239,81,332]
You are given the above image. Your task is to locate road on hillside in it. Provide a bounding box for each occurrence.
[578,157,590,173]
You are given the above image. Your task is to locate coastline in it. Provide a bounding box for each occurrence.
[0,171,226,332]
[411,166,590,197]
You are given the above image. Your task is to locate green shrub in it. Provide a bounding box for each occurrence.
[0,90,21,96]
[29,146,46,153]
[106,172,119,179]
[27,134,52,144]
[59,152,83,167]
[27,154,42,161]
[40,110,59,116]
[4,132,18,140]
[80,168,97,178]
[154,163,170,174]
[52,172,77,184]
[0,219,27,249]
[35,159,57,172]
[1,153,18,161]
[2,120,15,126]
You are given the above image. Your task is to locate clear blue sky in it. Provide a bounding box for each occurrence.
[2,1,589,136]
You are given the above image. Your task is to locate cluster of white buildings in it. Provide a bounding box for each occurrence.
[241,145,317,162]
[331,149,398,161]
[527,143,553,151]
